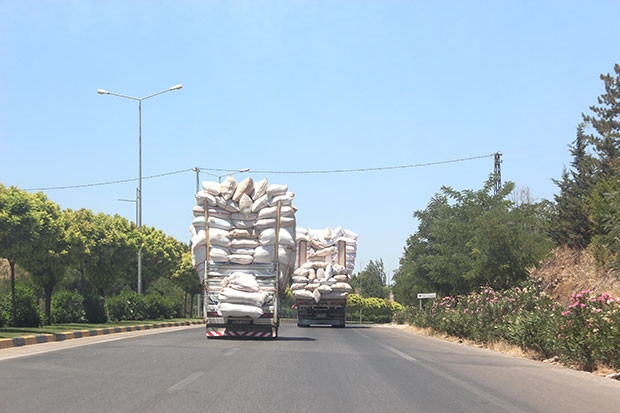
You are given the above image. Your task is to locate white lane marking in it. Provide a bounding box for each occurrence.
[223,347,239,357]
[167,372,205,393]
[354,329,417,362]
[354,328,528,413]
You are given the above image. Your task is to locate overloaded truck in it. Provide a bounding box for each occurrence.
[189,176,296,338]
[292,227,358,327]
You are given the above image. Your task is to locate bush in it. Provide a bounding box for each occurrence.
[0,298,8,328]
[84,294,107,324]
[506,299,561,358]
[144,293,176,320]
[556,290,619,371]
[107,290,147,321]
[346,294,405,323]
[51,290,86,323]
[10,283,42,327]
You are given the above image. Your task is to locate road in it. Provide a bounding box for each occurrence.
[1,323,619,412]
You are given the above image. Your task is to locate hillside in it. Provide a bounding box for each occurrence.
[531,247,620,305]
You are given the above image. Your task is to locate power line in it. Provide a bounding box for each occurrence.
[200,153,495,175]
[24,153,495,191]
[24,169,193,191]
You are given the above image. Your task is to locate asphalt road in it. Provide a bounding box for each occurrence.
[1,323,619,412]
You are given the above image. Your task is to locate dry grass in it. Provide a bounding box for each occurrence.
[531,247,620,305]
[399,324,617,377]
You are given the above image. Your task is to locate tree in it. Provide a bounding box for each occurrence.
[351,259,388,299]
[65,210,136,297]
[393,177,553,301]
[579,63,620,263]
[20,193,69,325]
[171,251,202,317]
[551,123,596,249]
[0,185,40,325]
[139,226,186,294]
[582,63,620,178]
[466,196,554,290]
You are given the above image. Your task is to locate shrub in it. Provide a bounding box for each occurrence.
[11,282,42,327]
[556,290,619,371]
[107,290,147,321]
[505,295,562,358]
[83,294,107,324]
[0,297,8,328]
[144,293,176,320]
[51,290,86,323]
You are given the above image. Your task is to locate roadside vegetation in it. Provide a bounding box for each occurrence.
[390,64,620,373]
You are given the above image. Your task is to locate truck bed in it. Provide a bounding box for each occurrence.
[296,298,347,328]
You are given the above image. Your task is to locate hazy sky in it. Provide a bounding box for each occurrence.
[1,1,619,278]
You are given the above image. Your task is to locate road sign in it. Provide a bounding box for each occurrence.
[417,293,436,299]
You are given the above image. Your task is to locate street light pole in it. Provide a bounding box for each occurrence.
[98,84,182,294]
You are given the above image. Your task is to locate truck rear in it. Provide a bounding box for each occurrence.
[190,176,296,338]
[292,227,357,327]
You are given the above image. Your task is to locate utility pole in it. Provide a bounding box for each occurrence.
[494,152,502,195]
[192,167,200,193]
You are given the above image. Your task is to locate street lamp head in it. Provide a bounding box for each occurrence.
[97,89,110,95]
[169,84,183,91]
[239,168,250,173]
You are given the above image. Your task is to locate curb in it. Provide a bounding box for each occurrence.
[0,321,205,350]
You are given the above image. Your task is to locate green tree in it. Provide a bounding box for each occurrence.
[466,196,554,290]
[551,124,596,249]
[582,63,620,178]
[394,178,553,301]
[140,226,186,294]
[20,193,69,325]
[0,185,40,325]
[171,251,202,317]
[351,259,388,299]
[578,63,620,264]
[66,210,136,297]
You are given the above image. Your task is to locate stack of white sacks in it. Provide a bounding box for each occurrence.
[291,227,358,303]
[217,272,268,319]
[189,176,297,318]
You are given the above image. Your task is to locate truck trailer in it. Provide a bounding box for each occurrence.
[190,176,296,339]
[293,228,357,327]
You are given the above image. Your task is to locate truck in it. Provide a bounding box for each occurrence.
[190,176,296,339]
[293,227,357,328]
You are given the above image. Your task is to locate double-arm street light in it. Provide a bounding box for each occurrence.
[98,84,183,294]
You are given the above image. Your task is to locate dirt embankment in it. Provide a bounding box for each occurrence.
[530,247,620,304]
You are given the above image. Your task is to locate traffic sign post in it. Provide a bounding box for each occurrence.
[417,292,437,309]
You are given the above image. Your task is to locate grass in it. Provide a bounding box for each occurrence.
[0,318,203,339]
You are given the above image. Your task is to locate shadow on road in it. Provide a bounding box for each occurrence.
[275,336,316,341]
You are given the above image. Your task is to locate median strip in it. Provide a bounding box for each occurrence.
[0,320,204,350]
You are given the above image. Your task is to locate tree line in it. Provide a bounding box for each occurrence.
[0,187,200,326]
[392,63,620,305]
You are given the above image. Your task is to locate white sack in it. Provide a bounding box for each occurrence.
[208,228,230,247]
[219,176,237,200]
[292,289,315,300]
[229,254,254,265]
[218,302,263,319]
[218,287,266,307]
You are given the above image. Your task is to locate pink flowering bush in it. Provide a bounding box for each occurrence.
[556,290,620,371]
[398,283,620,371]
